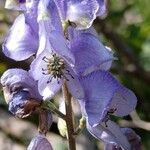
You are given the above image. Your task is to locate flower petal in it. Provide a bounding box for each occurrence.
[67,0,99,29]
[65,67,84,99]
[37,0,63,33]
[70,33,114,75]
[48,31,75,66]
[2,14,38,61]
[37,0,74,64]
[79,70,137,126]
[54,0,99,29]
[38,75,62,100]
[87,120,131,150]
[105,128,141,150]
[67,26,98,41]
[53,0,67,20]
[30,50,53,81]
[96,0,107,16]
[25,0,39,33]
[110,86,137,117]
[29,50,62,100]
[8,90,30,115]
[121,128,141,150]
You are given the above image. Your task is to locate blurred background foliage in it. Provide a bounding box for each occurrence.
[0,0,150,149]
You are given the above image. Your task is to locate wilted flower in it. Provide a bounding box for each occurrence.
[27,134,53,150]
[1,69,42,117]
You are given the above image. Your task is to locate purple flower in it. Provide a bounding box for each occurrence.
[54,0,107,29]
[30,18,114,101]
[27,134,53,150]
[30,2,96,100]
[1,69,42,117]
[78,70,137,127]
[30,49,84,100]
[104,128,141,150]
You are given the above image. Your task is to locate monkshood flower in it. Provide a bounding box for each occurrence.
[87,120,131,150]
[1,69,42,117]
[78,70,137,127]
[30,49,84,100]
[54,0,107,29]
[3,0,39,61]
[27,134,53,150]
[30,17,114,100]
[104,128,141,150]
[30,0,89,100]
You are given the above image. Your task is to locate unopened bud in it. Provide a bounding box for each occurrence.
[38,110,53,135]
[27,134,53,150]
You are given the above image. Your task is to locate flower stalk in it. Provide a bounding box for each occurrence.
[62,80,76,150]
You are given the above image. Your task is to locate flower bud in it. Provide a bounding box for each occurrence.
[27,134,53,150]
[39,110,53,135]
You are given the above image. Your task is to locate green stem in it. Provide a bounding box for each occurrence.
[41,101,66,120]
[62,81,76,150]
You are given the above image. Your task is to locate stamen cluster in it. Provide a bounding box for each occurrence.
[42,54,65,80]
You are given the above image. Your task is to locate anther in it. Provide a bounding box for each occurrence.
[42,56,50,63]
[47,76,53,84]
[65,72,74,79]
[42,68,48,71]
[42,72,49,75]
